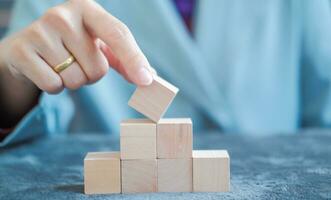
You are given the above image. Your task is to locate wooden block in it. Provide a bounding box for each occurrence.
[120,119,156,160]
[128,76,179,122]
[84,152,121,194]
[157,158,193,192]
[193,150,230,192]
[157,118,193,159]
[121,159,157,193]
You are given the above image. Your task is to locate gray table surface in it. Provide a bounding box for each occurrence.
[0,130,331,200]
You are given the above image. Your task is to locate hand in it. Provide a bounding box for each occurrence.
[0,0,155,94]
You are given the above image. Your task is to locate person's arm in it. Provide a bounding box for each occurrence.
[0,0,155,129]
[0,62,40,128]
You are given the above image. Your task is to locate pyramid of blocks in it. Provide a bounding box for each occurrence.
[84,76,230,194]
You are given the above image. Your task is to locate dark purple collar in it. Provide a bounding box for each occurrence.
[173,0,196,32]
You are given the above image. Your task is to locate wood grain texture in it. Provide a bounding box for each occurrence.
[121,159,157,193]
[193,150,230,192]
[157,158,193,192]
[120,119,157,160]
[128,76,179,122]
[84,152,121,194]
[157,118,192,159]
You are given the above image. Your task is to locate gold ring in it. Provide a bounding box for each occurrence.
[54,55,75,73]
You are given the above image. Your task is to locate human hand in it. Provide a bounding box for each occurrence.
[0,0,155,94]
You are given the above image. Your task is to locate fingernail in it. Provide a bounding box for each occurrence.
[137,67,153,85]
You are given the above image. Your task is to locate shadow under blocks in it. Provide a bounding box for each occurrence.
[83,75,230,194]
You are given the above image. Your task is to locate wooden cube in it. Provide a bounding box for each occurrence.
[193,150,230,192]
[120,119,156,160]
[157,118,192,159]
[84,152,121,194]
[121,159,157,193]
[128,76,179,122]
[157,158,192,192]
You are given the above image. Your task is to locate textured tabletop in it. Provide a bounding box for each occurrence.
[0,130,331,200]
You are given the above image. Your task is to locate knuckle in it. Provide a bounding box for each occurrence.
[66,84,80,90]
[26,23,42,38]
[107,22,131,42]
[43,77,63,94]
[68,0,89,13]
[10,39,30,61]
[43,7,76,33]
[88,64,109,83]
[65,75,87,90]
[69,0,87,5]
[65,81,81,90]
[44,7,65,23]
[65,82,80,90]
[26,22,50,44]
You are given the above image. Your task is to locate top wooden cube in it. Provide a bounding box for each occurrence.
[128,76,179,122]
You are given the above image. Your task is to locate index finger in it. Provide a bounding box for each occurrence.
[81,1,153,85]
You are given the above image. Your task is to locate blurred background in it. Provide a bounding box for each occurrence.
[1,0,331,137]
[0,0,13,39]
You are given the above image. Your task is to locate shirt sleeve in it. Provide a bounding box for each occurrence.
[0,91,75,147]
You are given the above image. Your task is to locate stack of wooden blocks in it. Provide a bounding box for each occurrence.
[84,76,230,194]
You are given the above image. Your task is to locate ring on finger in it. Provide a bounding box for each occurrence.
[54,55,76,73]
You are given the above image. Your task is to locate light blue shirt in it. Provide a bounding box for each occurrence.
[2,0,331,146]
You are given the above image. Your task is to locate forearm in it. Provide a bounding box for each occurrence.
[0,61,40,128]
